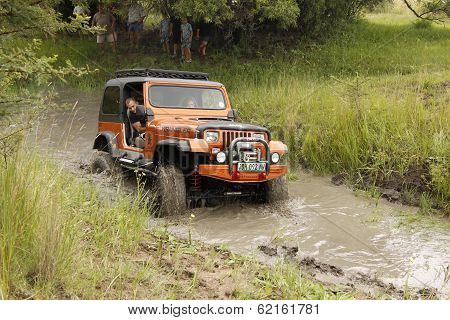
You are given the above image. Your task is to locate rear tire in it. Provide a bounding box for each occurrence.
[155,165,187,216]
[264,176,288,203]
[90,150,117,175]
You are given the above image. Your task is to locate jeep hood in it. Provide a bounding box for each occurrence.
[195,121,270,139]
[150,118,270,139]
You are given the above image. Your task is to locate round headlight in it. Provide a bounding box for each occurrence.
[271,152,280,164]
[205,131,219,142]
[216,152,226,163]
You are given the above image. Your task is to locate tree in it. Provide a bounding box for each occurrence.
[0,0,90,156]
[295,0,386,38]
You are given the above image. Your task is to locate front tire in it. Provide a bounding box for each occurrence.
[264,176,288,203]
[155,165,187,216]
[90,150,117,175]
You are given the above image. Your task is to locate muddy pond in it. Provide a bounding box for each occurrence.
[33,89,449,298]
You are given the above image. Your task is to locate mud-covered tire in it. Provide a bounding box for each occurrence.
[155,165,187,216]
[264,176,289,203]
[90,150,117,175]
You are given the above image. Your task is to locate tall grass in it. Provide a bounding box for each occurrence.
[0,149,148,298]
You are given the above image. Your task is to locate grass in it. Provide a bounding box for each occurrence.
[33,14,449,213]
[0,149,353,299]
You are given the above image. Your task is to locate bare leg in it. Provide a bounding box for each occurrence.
[186,48,191,61]
[99,42,105,54]
[128,31,133,50]
[202,43,207,56]
[198,44,204,56]
[135,32,141,49]
[164,42,170,54]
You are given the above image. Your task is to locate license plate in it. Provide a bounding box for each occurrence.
[237,162,266,172]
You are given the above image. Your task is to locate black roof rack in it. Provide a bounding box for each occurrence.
[114,68,209,81]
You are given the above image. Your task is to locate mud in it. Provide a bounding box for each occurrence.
[34,88,450,299]
[332,159,445,209]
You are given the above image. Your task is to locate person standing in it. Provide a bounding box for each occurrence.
[109,3,121,44]
[73,0,90,39]
[73,1,90,16]
[180,17,193,63]
[160,14,170,54]
[195,20,213,59]
[91,4,116,53]
[127,0,146,49]
[170,16,181,58]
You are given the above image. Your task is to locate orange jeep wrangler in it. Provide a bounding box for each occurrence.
[91,69,288,215]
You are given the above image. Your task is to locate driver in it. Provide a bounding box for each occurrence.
[126,97,146,147]
[126,97,146,133]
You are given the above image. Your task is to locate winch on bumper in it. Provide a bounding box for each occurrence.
[197,137,288,182]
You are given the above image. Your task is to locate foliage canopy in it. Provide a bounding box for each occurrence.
[0,0,90,150]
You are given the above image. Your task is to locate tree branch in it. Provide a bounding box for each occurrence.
[0,27,33,36]
[402,0,446,22]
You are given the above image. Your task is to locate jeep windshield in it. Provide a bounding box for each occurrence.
[149,85,226,110]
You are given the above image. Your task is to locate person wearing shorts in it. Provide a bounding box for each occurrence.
[170,17,181,58]
[92,4,116,53]
[196,20,213,58]
[180,17,192,62]
[160,15,170,54]
[127,0,146,49]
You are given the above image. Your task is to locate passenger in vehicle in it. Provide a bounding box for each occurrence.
[182,97,198,108]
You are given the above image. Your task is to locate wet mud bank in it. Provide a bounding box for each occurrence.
[331,168,449,216]
[33,89,449,299]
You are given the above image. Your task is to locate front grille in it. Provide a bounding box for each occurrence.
[222,131,252,149]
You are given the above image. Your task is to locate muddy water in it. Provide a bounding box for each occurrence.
[30,89,100,160]
[37,89,449,297]
[183,177,449,296]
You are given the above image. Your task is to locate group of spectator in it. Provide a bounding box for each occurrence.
[72,1,212,62]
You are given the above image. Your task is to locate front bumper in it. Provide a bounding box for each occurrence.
[228,137,270,173]
[197,164,288,182]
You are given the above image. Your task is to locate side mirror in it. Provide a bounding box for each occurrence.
[228,109,237,121]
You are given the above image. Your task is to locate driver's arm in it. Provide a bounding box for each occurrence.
[132,121,146,133]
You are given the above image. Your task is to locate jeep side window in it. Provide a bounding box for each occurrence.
[102,86,120,115]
